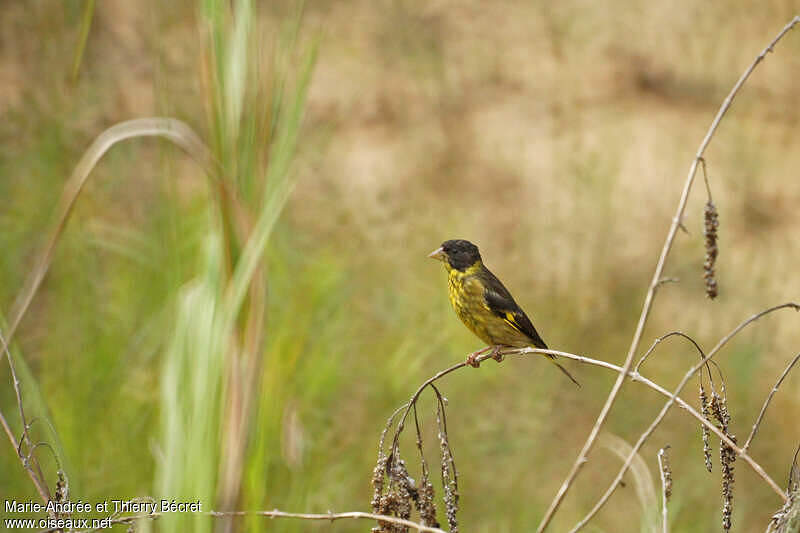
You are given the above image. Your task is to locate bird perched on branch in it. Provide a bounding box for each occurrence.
[429,239,579,387]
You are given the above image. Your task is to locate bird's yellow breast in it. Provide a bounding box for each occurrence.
[447,264,495,345]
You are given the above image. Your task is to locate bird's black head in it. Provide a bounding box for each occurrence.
[429,239,482,271]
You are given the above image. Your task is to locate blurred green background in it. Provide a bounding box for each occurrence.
[1,1,799,532]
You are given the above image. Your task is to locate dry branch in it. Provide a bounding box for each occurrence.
[38,509,447,533]
[0,329,52,507]
[767,446,800,533]
[376,371,461,530]
[497,343,787,503]
[536,16,800,531]
[568,303,799,531]
[744,352,800,453]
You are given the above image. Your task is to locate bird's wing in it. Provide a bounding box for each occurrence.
[481,268,549,350]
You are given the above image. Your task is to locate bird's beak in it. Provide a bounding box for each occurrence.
[428,247,446,262]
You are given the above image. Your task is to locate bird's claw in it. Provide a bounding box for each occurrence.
[466,346,506,367]
[490,345,506,363]
[466,346,491,368]
[466,353,481,368]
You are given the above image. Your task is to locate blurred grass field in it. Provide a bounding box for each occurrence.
[1,1,800,532]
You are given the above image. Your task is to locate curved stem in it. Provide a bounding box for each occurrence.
[0,329,51,504]
[0,409,51,506]
[564,304,799,530]
[634,330,716,390]
[743,352,800,452]
[1,118,214,360]
[536,17,800,531]
[498,345,786,505]
[388,360,466,470]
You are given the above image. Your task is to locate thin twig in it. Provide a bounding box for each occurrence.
[0,329,51,504]
[432,383,459,532]
[431,384,458,486]
[412,402,430,475]
[535,16,800,532]
[0,409,51,504]
[388,360,466,472]
[496,345,786,502]
[634,331,710,376]
[636,330,719,396]
[46,509,447,533]
[743,352,800,452]
[709,303,799,355]
[380,404,409,455]
[568,305,799,531]
[789,445,800,493]
[656,277,680,288]
[699,157,713,201]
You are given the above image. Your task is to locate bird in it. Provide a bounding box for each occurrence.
[428,239,580,387]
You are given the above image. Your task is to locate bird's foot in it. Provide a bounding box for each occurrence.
[490,345,507,363]
[466,346,492,368]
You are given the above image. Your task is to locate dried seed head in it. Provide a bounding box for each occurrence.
[54,470,70,521]
[709,391,736,532]
[438,426,459,532]
[374,387,457,532]
[391,458,415,531]
[415,474,439,527]
[700,386,713,472]
[703,201,720,299]
[372,453,417,533]
[720,435,737,532]
[790,445,800,495]
[767,446,800,532]
[54,470,68,503]
[709,393,725,430]
[658,447,673,501]
[371,453,388,513]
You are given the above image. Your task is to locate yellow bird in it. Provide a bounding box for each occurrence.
[429,239,579,387]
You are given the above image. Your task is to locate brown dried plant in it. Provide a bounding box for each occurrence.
[700,384,713,473]
[371,380,458,532]
[766,446,800,533]
[700,159,719,299]
[709,379,737,531]
[657,445,672,533]
[432,385,459,533]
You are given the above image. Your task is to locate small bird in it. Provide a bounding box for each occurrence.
[429,239,579,387]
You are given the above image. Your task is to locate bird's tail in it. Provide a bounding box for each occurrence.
[545,353,581,388]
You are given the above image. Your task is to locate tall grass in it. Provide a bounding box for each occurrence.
[154,1,315,531]
[0,1,316,530]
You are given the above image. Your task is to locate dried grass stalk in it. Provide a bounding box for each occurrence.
[703,201,720,299]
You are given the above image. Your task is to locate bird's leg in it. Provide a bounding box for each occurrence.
[465,346,492,368]
[490,345,509,363]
